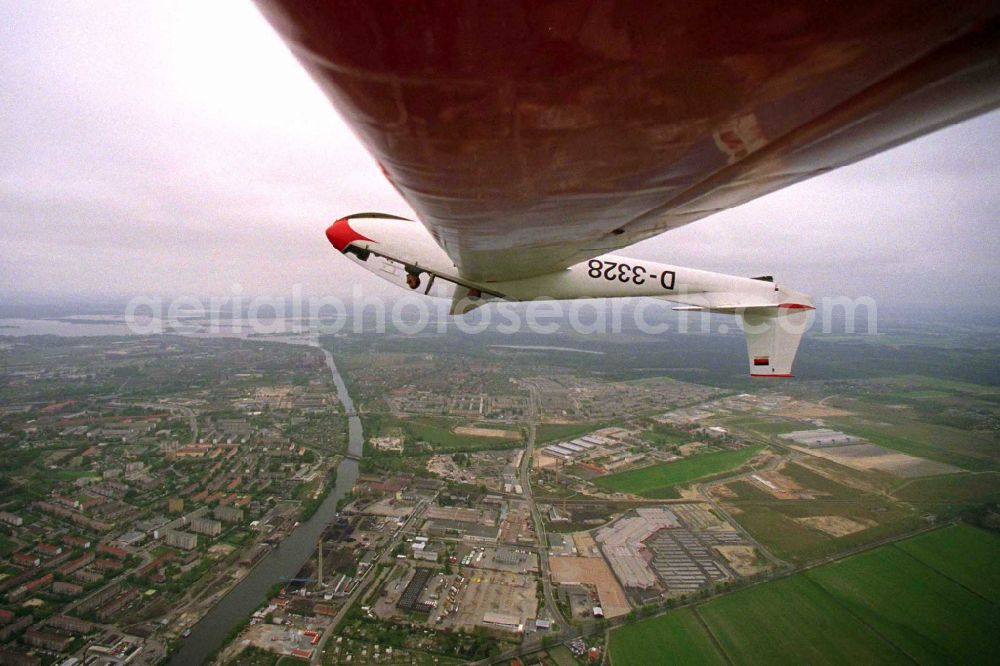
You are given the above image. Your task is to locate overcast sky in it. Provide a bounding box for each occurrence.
[1,1,997,309]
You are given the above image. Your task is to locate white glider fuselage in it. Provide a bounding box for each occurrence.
[326,214,814,377]
[327,216,810,307]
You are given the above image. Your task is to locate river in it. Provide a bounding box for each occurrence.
[169,345,363,665]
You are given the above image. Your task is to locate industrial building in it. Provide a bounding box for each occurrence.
[596,504,750,597]
[410,541,441,562]
[482,612,522,632]
[240,543,268,566]
[596,507,680,589]
[424,519,499,543]
[544,434,613,460]
[780,428,864,448]
[396,567,434,613]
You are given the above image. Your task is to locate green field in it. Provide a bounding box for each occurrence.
[894,471,1000,505]
[894,524,1000,602]
[609,524,1000,666]
[609,608,725,666]
[714,494,833,562]
[721,492,922,564]
[808,538,1000,664]
[594,446,764,497]
[536,421,609,444]
[697,575,907,665]
[401,417,521,453]
[720,461,925,563]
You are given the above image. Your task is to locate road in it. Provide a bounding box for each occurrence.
[519,383,568,630]
[693,451,788,569]
[309,498,431,663]
[468,382,573,666]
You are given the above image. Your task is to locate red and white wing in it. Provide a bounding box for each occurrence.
[255,0,1000,282]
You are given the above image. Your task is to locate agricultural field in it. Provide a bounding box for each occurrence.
[807,537,999,664]
[594,445,765,497]
[777,461,874,497]
[720,473,921,563]
[895,524,1000,602]
[723,375,998,474]
[697,575,907,665]
[892,471,1000,508]
[609,525,1000,666]
[811,377,999,473]
[608,608,725,666]
[861,374,999,404]
[718,494,837,562]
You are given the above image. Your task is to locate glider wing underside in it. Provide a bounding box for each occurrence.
[255,0,1000,282]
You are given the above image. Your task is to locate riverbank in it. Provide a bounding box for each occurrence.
[169,342,364,665]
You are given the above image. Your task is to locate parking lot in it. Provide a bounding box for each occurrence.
[448,570,537,633]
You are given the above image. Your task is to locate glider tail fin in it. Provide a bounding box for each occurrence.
[740,305,812,378]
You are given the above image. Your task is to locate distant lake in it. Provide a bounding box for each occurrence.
[0,316,347,339]
[0,317,134,337]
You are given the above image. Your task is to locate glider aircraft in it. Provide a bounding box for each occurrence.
[255,0,1000,377]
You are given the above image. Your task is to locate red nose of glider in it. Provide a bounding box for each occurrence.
[325,218,373,252]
